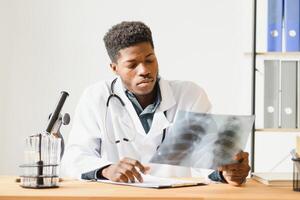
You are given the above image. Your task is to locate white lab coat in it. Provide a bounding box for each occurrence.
[61,77,213,179]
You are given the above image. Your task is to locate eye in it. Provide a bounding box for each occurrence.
[127,64,137,69]
[145,59,154,64]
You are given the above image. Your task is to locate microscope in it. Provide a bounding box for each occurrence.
[19,91,70,188]
[46,91,70,158]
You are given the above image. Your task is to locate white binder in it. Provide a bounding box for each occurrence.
[264,60,280,128]
[281,61,297,128]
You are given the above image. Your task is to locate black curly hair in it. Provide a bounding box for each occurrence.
[103,21,154,62]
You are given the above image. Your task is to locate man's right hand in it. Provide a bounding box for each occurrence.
[101,157,150,183]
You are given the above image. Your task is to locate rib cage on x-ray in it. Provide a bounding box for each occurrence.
[211,117,242,168]
[150,111,254,170]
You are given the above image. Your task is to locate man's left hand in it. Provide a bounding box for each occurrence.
[218,151,250,186]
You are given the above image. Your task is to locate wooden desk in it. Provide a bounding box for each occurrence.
[0,176,299,200]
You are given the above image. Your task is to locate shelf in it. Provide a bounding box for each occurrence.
[260,52,300,55]
[255,128,300,132]
[244,52,300,60]
[246,52,300,55]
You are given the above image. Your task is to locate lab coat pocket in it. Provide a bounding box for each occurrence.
[113,116,135,141]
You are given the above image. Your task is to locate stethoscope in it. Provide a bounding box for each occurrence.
[104,78,166,150]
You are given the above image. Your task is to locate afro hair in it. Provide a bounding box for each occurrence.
[103,21,154,62]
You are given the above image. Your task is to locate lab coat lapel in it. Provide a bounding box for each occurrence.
[113,77,177,138]
[147,78,176,137]
[147,111,171,136]
[114,77,146,136]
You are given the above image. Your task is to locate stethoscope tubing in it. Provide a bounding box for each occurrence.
[104,78,166,148]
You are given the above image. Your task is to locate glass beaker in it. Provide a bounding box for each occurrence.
[20,133,61,188]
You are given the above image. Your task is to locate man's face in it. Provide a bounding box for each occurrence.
[110,42,158,95]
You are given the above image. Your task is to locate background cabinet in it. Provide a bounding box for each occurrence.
[251,0,300,173]
[255,53,300,130]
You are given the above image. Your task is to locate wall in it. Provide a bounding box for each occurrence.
[0,0,274,175]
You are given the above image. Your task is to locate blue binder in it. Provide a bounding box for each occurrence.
[284,0,300,51]
[267,0,283,52]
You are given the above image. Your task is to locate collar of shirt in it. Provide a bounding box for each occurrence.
[125,80,162,117]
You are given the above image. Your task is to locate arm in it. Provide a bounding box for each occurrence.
[82,158,150,183]
[61,88,150,182]
[61,89,112,180]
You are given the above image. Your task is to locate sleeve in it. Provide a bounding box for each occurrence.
[61,88,112,180]
[208,170,227,183]
[188,82,212,113]
[81,165,110,180]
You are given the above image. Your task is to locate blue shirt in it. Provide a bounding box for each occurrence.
[125,82,161,133]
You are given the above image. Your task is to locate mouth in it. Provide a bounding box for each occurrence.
[137,78,154,86]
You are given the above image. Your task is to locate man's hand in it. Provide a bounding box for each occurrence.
[102,157,150,183]
[218,151,250,186]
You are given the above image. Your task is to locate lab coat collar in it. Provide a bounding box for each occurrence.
[157,78,176,112]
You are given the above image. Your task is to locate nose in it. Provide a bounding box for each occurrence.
[137,63,150,77]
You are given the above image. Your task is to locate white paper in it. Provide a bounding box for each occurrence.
[97,174,205,188]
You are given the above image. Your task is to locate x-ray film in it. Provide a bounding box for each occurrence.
[150,111,255,169]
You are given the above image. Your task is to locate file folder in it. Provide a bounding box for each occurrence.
[267,0,283,51]
[284,0,300,51]
[281,61,297,128]
[296,61,300,128]
[264,60,280,128]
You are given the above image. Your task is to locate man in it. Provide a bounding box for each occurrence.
[61,21,250,186]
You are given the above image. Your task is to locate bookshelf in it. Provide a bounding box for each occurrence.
[246,52,300,58]
[251,0,300,173]
[255,129,300,132]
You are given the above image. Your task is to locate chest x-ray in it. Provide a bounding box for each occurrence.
[150,111,255,170]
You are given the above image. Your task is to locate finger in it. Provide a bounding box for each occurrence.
[222,166,250,176]
[223,171,246,180]
[223,167,250,180]
[120,163,140,183]
[130,166,144,183]
[119,173,129,183]
[219,153,249,171]
[120,162,143,183]
[219,161,250,171]
[223,175,244,181]
[218,162,239,171]
[144,165,151,174]
[224,175,246,184]
[234,151,244,161]
[113,172,129,183]
[223,170,249,177]
[234,151,249,162]
[219,163,240,171]
[122,158,147,174]
[228,179,245,186]
[119,167,136,183]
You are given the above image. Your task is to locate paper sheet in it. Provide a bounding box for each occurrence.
[97,174,206,188]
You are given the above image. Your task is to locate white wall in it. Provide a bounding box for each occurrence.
[1,0,288,175]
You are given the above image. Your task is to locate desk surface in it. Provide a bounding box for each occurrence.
[0,176,299,200]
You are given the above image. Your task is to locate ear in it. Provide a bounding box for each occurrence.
[110,63,118,75]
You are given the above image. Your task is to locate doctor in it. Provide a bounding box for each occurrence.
[61,21,250,186]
